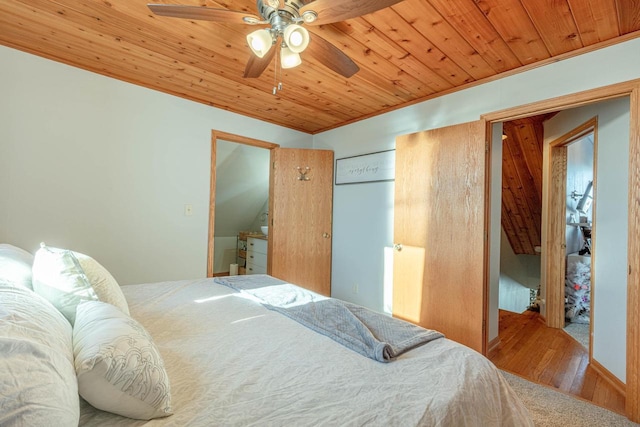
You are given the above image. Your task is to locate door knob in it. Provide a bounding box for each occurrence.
[323,232,331,238]
[394,243,403,252]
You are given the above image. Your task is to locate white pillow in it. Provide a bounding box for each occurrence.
[0,285,79,426]
[75,251,129,315]
[73,300,173,420]
[0,243,34,289]
[32,244,99,324]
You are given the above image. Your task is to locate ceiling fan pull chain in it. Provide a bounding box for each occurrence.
[272,47,284,95]
[273,46,279,95]
[272,71,277,95]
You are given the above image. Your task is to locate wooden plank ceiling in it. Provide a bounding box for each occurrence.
[1,0,639,134]
[502,113,556,255]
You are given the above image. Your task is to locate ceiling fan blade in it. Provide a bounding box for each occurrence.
[300,0,405,25]
[305,31,359,78]
[147,4,261,24]
[243,47,277,78]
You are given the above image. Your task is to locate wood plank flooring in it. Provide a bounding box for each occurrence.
[489,309,626,415]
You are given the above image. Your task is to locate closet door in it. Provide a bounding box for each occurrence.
[393,120,487,353]
[269,148,334,296]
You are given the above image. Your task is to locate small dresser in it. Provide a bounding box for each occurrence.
[246,236,267,275]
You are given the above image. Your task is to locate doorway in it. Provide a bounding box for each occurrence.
[486,93,632,417]
[496,116,596,352]
[206,131,278,277]
[212,140,270,276]
[550,121,596,351]
[497,115,547,318]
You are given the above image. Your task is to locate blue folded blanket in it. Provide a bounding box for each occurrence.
[214,275,444,362]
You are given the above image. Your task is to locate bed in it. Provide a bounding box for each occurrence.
[1,243,533,426]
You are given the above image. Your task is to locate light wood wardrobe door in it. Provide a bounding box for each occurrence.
[393,120,487,353]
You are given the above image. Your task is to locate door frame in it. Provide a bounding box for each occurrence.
[546,118,597,334]
[207,130,279,277]
[482,78,640,422]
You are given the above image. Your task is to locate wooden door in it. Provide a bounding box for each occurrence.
[393,120,487,353]
[546,144,568,328]
[269,148,334,296]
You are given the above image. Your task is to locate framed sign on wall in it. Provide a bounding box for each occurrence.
[335,150,395,185]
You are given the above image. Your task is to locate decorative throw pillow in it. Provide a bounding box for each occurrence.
[0,243,35,289]
[73,300,173,420]
[31,244,98,324]
[74,251,129,315]
[0,285,79,426]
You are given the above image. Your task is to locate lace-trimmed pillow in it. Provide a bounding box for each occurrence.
[73,300,173,420]
[74,251,129,315]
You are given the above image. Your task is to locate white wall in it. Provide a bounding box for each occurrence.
[544,98,630,382]
[489,123,503,340]
[500,229,541,291]
[215,141,270,237]
[313,37,640,348]
[499,229,540,314]
[0,45,312,285]
[213,236,238,274]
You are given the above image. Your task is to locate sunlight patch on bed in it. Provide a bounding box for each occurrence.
[233,283,328,308]
[194,294,234,304]
[230,315,266,324]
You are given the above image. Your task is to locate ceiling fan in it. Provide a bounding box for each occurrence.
[147,0,405,80]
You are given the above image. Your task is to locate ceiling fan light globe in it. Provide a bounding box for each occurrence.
[290,32,303,47]
[281,46,302,69]
[247,29,273,58]
[283,24,309,53]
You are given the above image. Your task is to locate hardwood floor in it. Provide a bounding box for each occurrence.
[489,309,626,415]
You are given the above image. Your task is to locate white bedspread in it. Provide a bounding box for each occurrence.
[79,278,532,426]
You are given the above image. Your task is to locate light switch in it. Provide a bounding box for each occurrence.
[184,204,193,216]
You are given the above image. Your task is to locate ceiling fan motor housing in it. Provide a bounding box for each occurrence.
[255,0,312,51]
[257,0,310,33]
